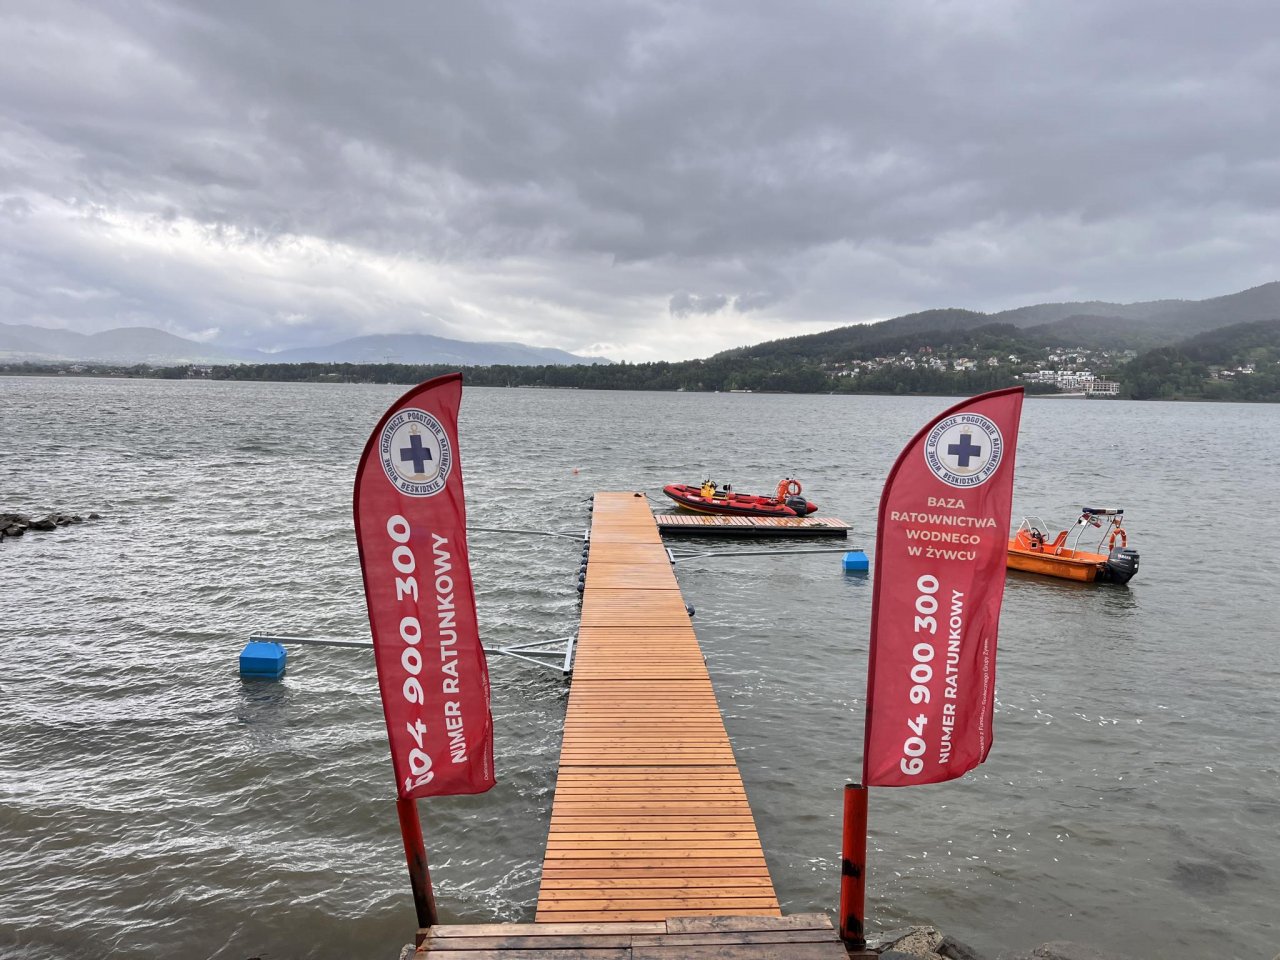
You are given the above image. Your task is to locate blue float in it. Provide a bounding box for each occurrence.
[842,550,869,573]
[239,640,287,680]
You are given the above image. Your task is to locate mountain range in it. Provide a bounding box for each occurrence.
[3,281,1278,368]
[0,325,609,367]
[719,281,1280,362]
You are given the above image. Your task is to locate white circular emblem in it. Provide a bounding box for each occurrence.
[379,408,452,497]
[922,414,1004,488]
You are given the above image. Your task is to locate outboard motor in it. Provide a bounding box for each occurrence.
[1101,547,1139,584]
[785,495,812,516]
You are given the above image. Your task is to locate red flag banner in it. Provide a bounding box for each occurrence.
[863,387,1024,787]
[354,373,495,799]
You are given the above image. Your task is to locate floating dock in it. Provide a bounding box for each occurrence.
[413,491,849,958]
[655,513,849,538]
[540,493,778,922]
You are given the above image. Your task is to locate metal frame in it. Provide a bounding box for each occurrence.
[251,527,857,676]
[485,634,576,674]
[1069,508,1125,554]
[248,632,576,675]
[668,545,857,566]
[1015,510,1126,556]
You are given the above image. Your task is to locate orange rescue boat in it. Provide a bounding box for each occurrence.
[1007,507,1139,584]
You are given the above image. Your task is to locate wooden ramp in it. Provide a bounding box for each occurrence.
[417,913,849,958]
[537,492,779,923]
[656,513,849,538]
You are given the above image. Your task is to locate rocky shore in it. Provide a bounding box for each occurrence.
[868,926,1141,960]
[1,511,101,539]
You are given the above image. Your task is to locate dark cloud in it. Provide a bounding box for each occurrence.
[2,0,1278,359]
[670,292,730,317]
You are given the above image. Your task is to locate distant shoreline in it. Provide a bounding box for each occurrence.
[1,369,1274,403]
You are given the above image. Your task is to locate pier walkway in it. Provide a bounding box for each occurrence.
[414,492,849,958]
[537,492,778,923]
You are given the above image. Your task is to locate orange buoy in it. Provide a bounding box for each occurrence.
[776,478,802,500]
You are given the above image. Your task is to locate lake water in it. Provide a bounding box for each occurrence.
[1,377,1277,959]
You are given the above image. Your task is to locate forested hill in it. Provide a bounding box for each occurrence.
[717,281,1280,363]
[7,284,1279,401]
[715,308,989,362]
[1122,319,1280,400]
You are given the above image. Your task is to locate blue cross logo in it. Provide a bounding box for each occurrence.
[400,433,433,473]
[947,432,983,467]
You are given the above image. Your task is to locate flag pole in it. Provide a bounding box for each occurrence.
[396,797,438,932]
[839,783,869,948]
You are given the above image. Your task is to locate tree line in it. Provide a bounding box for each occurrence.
[3,318,1276,401]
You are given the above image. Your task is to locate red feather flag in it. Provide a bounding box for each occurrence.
[862,387,1024,787]
[354,373,495,799]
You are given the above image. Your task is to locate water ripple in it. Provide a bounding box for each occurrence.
[1,380,1277,959]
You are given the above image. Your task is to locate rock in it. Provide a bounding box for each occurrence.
[940,934,989,960]
[1,512,31,536]
[870,928,912,950]
[876,926,945,957]
[0,511,102,537]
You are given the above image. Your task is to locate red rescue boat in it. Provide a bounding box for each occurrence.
[662,478,819,518]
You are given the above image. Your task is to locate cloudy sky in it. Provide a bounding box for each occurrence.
[3,1,1278,361]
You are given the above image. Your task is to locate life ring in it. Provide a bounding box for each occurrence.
[776,478,803,500]
[1109,528,1127,550]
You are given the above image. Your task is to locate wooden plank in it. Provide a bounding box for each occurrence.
[421,933,633,949]
[544,849,769,861]
[653,513,849,539]
[537,897,780,912]
[426,922,667,937]
[633,929,842,946]
[539,877,776,891]
[536,909,782,923]
[540,866,772,878]
[421,949,630,959]
[553,768,744,777]
[548,828,761,836]
[663,914,836,933]
[547,822,759,830]
[538,889,776,904]
[631,945,846,960]
[552,781,749,790]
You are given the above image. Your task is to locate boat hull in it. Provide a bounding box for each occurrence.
[662,484,816,518]
[1007,532,1138,584]
[1006,546,1103,582]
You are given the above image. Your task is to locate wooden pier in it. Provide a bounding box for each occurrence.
[414,492,848,958]
[655,513,848,538]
